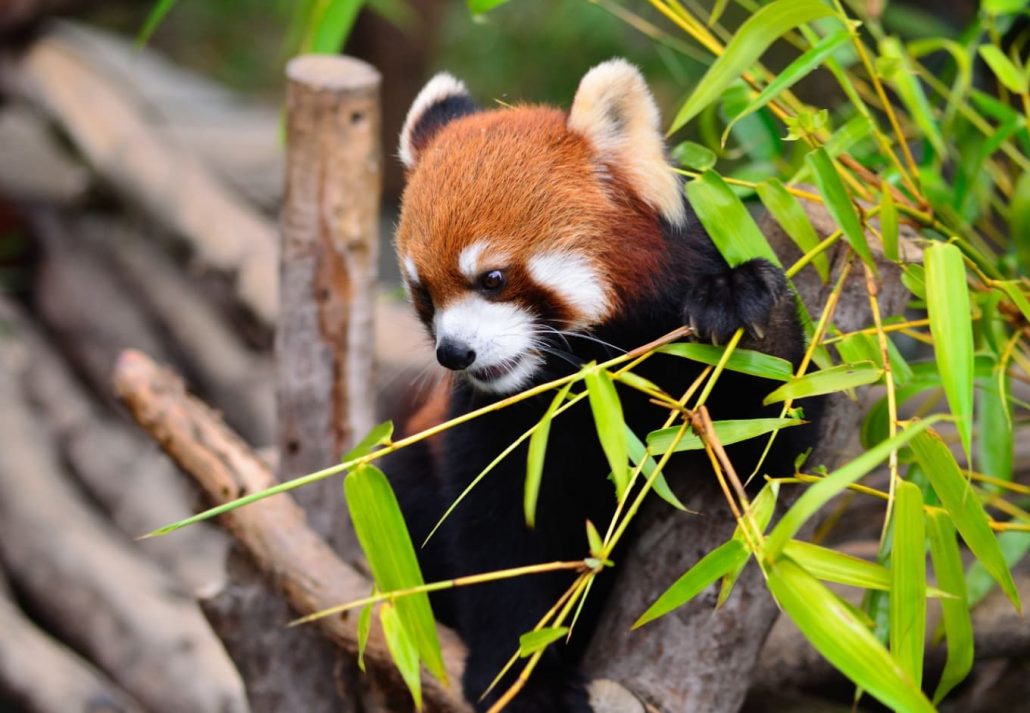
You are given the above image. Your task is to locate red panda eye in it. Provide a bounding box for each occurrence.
[479,270,506,291]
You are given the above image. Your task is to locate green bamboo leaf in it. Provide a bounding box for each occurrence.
[648,417,803,455]
[671,141,717,171]
[518,627,569,657]
[926,511,974,704]
[767,418,940,558]
[763,361,883,405]
[584,366,629,500]
[468,0,511,14]
[878,38,945,153]
[978,45,1026,94]
[1013,172,1030,272]
[627,428,687,511]
[305,0,366,54]
[880,183,898,262]
[633,539,748,628]
[756,179,829,282]
[342,420,394,462]
[525,383,573,528]
[784,540,946,597]
[721,30,852,147]
[345,465,447,682]
[669,0,837,132]
[924,242,974,462]
[908,430,1020,612]
[586,521,603,557]
[995,280,1030,325]
[659,343,794,381]
[835,333,912,387]
[806,147,877,271]
[983,0,1029,14]
[767,559,934,713]
[380,603,422,709]
[357,599,373,672]
[685,171,781,267]
[890,481,926,685]
[138,0,178,46]
[719,482,779,605]
[966,531,1030,607]
[977,372,1012,483]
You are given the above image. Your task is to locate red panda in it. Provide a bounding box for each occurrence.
[385,60,817,712]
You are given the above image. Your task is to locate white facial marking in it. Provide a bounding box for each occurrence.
[433,295,542,394]
[403,256,420,285]
[399,73,468,169]
[457,242,487,281]
[528,251,610,326]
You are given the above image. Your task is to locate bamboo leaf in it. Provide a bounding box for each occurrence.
[518,627,569,657]
[671,140,717,171]
[345,465,447,682]
[525,383,572,528]
[890,481,926,686]
[719,481,779,605]
[380,603,422,709]
[584,367,629,500]
[305,0,366,53]
[586,521,603,557]
[685,171,781,267]
[767,559,934,713]
[767,418,939,558]
[966,532,1030,607]
[138,0,178,46]
[878,38,946,153]
[659,343,794,381]
[978,45,1027,94]
[756,179,829,282]
[648,417,803,455]
[721,30,852,147]
[342,420,394,462]
[708,0,731,27]
[627,427,687,511]
[806,147,877,271]
[763,361,883,405]
[784,540,947,597]
[977,372,1012,483]
[908,430,1020,612]
[669,0,837,132]
[926,511,974,704]
[357,599,373,672]
[633,539,748,628]
[468,0,511,14]
[924,242,974,462]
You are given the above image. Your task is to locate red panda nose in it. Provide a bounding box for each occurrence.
[436,339,476,371]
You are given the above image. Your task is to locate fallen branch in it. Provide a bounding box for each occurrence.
[1,23,278,323]
[113,349,471,713]
[0,335,248,713]
[0,570,144,713]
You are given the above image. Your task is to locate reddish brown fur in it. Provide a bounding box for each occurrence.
[395,106,667,325]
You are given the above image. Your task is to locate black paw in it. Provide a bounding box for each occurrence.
[682,258,788,344]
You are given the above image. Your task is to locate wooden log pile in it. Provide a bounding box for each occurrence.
[0,17,1027,713]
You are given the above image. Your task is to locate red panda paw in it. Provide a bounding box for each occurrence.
[682,258,788,345]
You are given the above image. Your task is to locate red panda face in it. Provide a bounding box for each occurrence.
[396,61,686,394]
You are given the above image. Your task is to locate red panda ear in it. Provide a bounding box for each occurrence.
[399,73,478,170]
[568,59,686,226]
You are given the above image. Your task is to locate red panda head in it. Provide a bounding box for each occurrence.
[396,59,685,394]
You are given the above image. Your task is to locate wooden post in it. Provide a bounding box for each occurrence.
[280,55,382,555]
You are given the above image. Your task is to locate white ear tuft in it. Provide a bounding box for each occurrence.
[399,73,477,169]
[568,59,685,226]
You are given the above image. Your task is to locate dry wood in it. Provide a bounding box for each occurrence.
[0,336,248,713]
[279,54,382,553]
[581,205,914,712]
[113,349,471,713]
[0,295,230,592]
[0,579,144,713]
[1,24,278,323]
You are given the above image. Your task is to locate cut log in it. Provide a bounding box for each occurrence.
[279,54,383,554]
[113,349,471,713]
[0,334,248,713]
